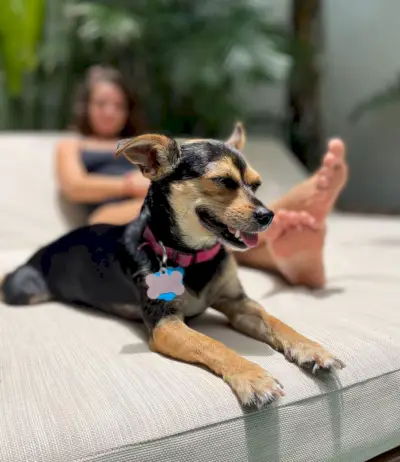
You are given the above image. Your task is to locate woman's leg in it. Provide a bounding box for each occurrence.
[88,199,144,225]
[234,139,348,288]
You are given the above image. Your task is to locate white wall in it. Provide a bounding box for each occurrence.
[322,0,400,212]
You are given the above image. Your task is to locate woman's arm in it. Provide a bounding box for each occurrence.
[126,171,151,198]
[55,138,135,204]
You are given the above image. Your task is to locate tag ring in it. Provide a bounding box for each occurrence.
[159,241,168,269]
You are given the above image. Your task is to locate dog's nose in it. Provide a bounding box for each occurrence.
[254,207,274,226]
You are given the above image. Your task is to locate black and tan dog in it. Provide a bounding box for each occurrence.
[1,123,344,408]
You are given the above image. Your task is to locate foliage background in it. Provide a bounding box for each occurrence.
[0,0,291,138]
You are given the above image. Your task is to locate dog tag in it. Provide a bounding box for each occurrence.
[145,267,185,301]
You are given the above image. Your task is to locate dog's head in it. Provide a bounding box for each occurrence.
[115,122,273,251]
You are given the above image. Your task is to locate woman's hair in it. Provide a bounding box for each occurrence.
[72,65,145,137]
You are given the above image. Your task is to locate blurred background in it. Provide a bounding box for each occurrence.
[1,0,400,213]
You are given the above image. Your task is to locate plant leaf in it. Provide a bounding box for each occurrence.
[349,75,400,124]
[0,0,45,95]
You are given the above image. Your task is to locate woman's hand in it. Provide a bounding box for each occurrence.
[122,171,150,199]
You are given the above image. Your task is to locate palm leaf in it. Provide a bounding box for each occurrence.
[349,74,400,124]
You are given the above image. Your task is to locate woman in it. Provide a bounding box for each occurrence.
[56,66,349,289]
[56,66,150,225]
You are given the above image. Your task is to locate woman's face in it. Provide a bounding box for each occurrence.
[88,81,128,138]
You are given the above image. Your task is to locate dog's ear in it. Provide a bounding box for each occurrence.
[226,121,246,151]
[115,134,181,181]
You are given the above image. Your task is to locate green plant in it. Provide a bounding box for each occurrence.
[0,0,291,136]
[69,0,290,136]
[0,0,45,95]
[0,0,46,128]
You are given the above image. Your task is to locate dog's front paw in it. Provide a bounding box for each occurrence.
[224,363,285,409]
[285,340,345,374]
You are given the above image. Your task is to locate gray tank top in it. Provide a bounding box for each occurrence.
[81,149,137,176]
[80,148,138,213]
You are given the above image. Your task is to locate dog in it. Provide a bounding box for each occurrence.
[1,123,345,408]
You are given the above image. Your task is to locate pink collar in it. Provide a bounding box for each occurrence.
[142,226,222,267]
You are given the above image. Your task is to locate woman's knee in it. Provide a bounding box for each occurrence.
[88,206,109,225]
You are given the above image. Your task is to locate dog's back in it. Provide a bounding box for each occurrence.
[2,224,140,308]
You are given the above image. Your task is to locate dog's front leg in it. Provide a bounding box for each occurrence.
[137,283,284,407]
[212,257,345,374]
[149,315,284,408]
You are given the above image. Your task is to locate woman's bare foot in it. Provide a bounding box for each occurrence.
[235,139,348,288]
[265,210,326,288]
[271,139,348,221]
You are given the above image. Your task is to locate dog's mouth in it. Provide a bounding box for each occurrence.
[196,208,260,250]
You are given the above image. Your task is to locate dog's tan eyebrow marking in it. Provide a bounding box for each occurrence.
[205,157,241,183]
[244,166,261,187]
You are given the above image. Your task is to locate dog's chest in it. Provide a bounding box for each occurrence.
[178,260,224,317]
[180,282,213,317]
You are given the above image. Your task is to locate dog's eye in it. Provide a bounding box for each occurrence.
[212,177,239,190]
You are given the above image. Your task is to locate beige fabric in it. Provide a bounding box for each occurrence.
[0,133,86,250]
[0,134,399,461]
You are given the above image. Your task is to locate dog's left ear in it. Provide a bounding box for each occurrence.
[115,134,181,181]
[226,121,246,151]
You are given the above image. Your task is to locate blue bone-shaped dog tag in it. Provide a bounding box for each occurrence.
[145,267,185,301]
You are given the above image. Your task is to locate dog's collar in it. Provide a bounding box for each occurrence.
[142,226,221,267]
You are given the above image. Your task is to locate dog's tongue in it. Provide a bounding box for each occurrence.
[241,232,258,248]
